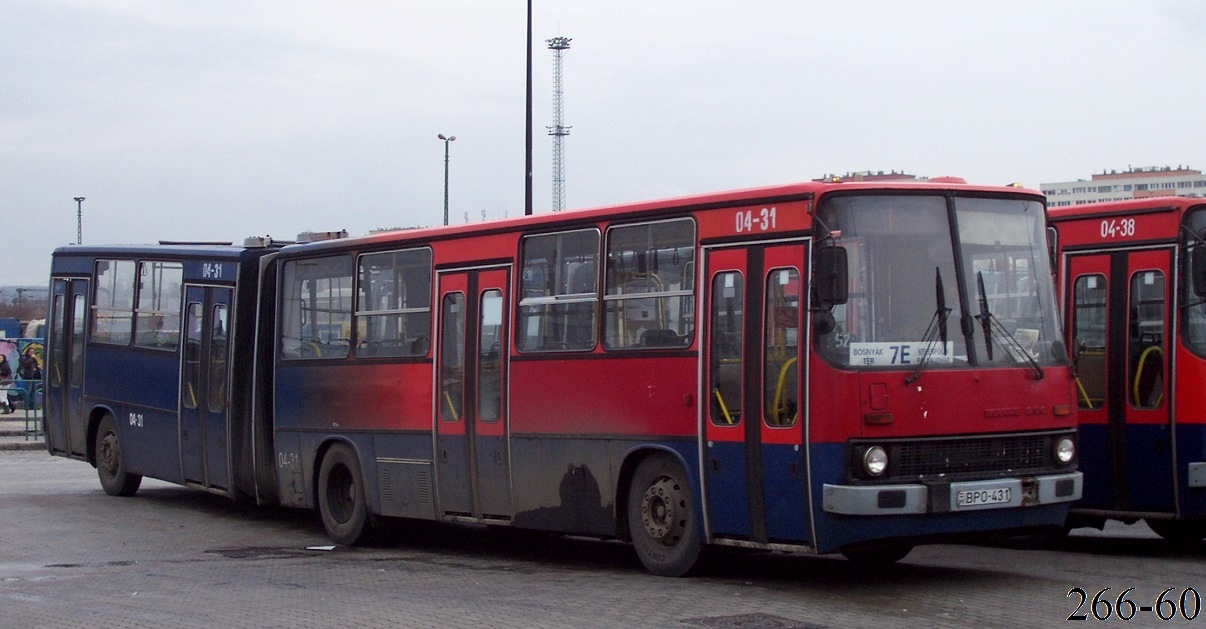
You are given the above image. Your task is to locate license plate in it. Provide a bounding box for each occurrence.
[956,486,1012,509]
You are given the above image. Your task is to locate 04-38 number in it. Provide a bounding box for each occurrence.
[735,207,777,233]
[1099,218,1136,239]
[1067,587,1200,621]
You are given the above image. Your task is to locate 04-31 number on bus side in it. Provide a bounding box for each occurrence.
[735,207,778,233]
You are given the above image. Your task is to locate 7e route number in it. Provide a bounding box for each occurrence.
[735,207,778,233]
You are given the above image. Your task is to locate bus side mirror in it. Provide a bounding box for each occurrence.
[1193,246,1206,297]
[815,246,849,306]
[1047,226,1059,274]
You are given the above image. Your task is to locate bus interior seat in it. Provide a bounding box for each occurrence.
[640,328,681,347]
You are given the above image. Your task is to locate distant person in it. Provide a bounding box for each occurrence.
[17,347,41,410]
[17,347,40,380]
[0,355,12,414]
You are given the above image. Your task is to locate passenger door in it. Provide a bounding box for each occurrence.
[702,241,810,544]
[179,285,233,490]
[1067,247,1174,513]
[46,277,89,457]
[435,266,513,520]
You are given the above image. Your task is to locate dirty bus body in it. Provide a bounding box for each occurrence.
[1050,197,1206,542]
[45,180,1081,576]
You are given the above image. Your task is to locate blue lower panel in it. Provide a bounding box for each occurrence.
[704,442,810,543]
[436,434,472,515]
[1077,423,1175,513]
[705,441,751,537]
[116,403,182,484]
[809,443,1071,554]
[762,444,809,542]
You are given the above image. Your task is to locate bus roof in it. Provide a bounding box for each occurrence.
[52,243,246,258]
[281,179,1043,256]
[1047,196,1206,222]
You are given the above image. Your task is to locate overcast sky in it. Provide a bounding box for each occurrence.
[3,1,1204,286]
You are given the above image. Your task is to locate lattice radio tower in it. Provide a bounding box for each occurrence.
[547,36,571,211]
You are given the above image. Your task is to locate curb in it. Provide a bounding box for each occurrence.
[1,413,46,451]
[0,440,46,451]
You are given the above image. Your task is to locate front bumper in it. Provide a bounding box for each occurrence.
[822,471,1083,516]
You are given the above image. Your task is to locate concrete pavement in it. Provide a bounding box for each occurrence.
[0,408,44,451]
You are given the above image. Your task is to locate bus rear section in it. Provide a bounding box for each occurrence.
[1051,197,1206,542]
[45,241,281,503]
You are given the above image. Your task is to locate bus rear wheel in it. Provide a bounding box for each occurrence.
[1146,518,1206,543]
[318,443,370,545]
[95,415,142,497]
[627,454,701,577]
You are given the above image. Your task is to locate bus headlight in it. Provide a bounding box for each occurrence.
[1055,436,1075,465]
[862,446,888,477]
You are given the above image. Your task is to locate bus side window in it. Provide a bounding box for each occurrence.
[708,271,743,426]
[603,218,695,349]
[280,256,353,361]
[439,293,465,422]
[1128,270,1165,409]
[1072,274,1107,410]
[516,229,599,352]
[763,268,800,427]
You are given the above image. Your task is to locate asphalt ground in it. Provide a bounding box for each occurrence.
[1,449,1203,628]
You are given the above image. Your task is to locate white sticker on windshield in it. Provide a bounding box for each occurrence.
[849,342,954,366]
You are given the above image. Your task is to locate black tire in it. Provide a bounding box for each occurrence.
[95,415,142,497]
[1146,518,1206,543]
[318,443,370,545]
[626,454,702,577]
[841,543,913,565]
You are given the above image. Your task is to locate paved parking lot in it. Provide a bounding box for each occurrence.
[1,450,1203,628]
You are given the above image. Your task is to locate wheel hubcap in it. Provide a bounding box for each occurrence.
[640,476,685,546]
[99,432,119,474]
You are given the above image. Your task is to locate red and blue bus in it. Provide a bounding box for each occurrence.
[1050,197,1206,541]
[47,179,1081,576]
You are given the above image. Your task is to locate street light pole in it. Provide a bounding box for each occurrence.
[438,134,456,226]
[73,197,85,244]
[524,0,533,216]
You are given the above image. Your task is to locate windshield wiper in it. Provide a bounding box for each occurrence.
[975,270,1044,379]
[905,267,952,385]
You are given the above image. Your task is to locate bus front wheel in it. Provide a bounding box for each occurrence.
[317,443,369,545]
[627,454,702,577]
[95,415,142,497]
[1146,518,1206,543]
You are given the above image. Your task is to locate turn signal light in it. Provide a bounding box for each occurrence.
[863,412,893,425]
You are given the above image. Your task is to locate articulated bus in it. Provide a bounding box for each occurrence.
[47,179,1082,576]
[1050,196,1206,542]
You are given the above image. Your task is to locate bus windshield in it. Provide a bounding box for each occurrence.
[816,194,1064,370]
[1182,207,1206,355]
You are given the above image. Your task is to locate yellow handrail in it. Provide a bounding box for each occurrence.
[1132,345,1164,407]
[443,390,460,422]
[712,388,735,425]
[1074,376,1096,410]
[770,357,799,426]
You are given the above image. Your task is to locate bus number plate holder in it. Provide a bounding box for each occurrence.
[955,484,1013,510]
